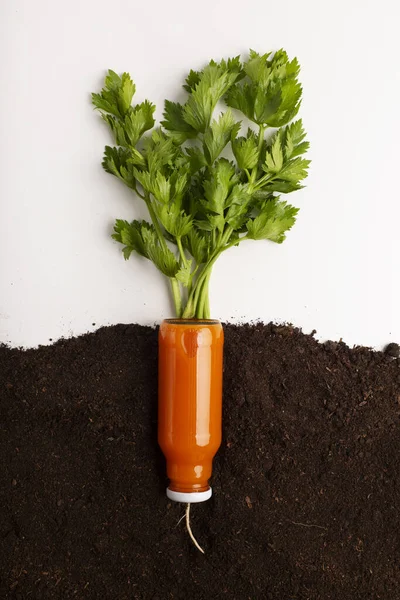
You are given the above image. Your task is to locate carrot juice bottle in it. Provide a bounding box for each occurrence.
[158,319,224,503]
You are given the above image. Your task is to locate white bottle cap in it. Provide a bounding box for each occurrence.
[166,487,212,503]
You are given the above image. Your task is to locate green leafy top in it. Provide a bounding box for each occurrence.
[92,50,310,319]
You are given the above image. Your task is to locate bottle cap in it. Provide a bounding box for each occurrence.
[166,487,212,503]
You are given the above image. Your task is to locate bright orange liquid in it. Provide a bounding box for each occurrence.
[158,319,224,494]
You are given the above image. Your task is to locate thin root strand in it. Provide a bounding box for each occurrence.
[185,503,205,554]
[175,513,186,528]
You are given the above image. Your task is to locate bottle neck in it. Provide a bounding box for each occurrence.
[169,479,210,494]
[166,459,213,494]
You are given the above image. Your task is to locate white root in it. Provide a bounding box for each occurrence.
[175,513,186,528]
[185,503,205,554]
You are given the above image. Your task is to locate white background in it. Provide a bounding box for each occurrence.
[1,0,399,348]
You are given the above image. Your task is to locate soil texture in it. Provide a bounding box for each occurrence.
[1,323,400,600]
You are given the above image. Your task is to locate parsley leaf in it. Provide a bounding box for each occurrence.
[103,101,155,147]
[183,69,202,93]
[283,119,310,159]
[112,219,150,259]
[176,260,193,286]
[183,64,239,132]
[156,203,192,238]
[246,198,299,243]
[262,124,310,185]
[225,184,252,230]
[161,100,197,143]
[183,228,211,264]
[203,109,241,165]
[102,146,132,182]
[265,134,284,173]
[225,50,302,127]
[92,70,136,119]
[232,128,259,170]
[186,147,208,173]
[203,159,238,232]
[141,226,180,277]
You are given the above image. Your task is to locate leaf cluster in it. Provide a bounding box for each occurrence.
[92,50,310,317]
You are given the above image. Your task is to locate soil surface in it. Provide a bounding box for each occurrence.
[1,323,400,600]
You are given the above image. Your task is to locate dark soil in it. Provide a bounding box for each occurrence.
[1,323,400,600]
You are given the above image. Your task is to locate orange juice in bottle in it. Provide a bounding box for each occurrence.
[158,319,224,503]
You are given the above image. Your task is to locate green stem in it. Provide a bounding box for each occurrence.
[195,279,205,319]
[221,225,233,246]
[257,124,266,153]
[249,124,265,188]
[188,265,199,296]
[182,227,240,318]
[170,278,182,318]
[183,249,221,318]
[132,183,146,200]
[144,195,168,253]
[253,172,278,191]
[176,237,188,268]
[196,271,211,319]
[204,282,210,319]
[183,262,214,319]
